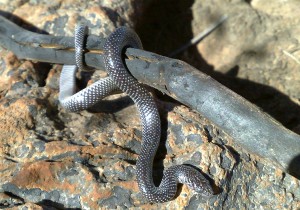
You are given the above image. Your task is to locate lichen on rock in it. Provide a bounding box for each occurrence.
[0,0,299,209]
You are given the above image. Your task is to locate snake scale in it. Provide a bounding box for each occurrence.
[59,25,213,203]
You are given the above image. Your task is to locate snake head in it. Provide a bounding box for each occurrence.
[178,166,214,197]
[188,174,214,197]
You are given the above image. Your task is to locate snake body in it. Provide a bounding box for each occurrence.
[59,26,118,112]
[59,26,213,203]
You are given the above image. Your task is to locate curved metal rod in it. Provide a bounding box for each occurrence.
[0,15,299,178]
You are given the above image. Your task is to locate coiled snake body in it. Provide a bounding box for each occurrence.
[59,26,213,203]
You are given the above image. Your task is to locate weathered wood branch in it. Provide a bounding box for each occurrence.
[0,15,299,178]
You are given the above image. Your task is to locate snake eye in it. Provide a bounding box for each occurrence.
[186,170,214,197]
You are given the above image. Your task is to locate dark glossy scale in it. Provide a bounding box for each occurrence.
[103,27,213,202]
[59,26,214,203]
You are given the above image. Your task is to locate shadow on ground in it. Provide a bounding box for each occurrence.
[135,0,300,134]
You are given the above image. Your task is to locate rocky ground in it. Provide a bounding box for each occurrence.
[0,0,299,209]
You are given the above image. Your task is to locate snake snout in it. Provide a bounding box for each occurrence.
[187,171,214,197]
[196,182,214,197]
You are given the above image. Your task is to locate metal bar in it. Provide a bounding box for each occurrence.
[0,15,299,178]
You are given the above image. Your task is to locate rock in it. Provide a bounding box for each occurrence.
[0,0,299,209]
[137,0,300,132]
[190,0,300,130]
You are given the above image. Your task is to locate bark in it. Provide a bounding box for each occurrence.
[0,15,299,178]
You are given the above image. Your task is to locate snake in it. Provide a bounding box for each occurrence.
[59,25,118,112]
[59,25,214,203]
